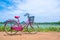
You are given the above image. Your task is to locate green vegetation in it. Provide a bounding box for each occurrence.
[0,26,60,32]
[0,26,4,31]
[37,27,60,32]
[23,27,60,32]
[0,21,60,32]
[34,21,60,24]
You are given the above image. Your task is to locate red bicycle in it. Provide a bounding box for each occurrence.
[4,13,38,35]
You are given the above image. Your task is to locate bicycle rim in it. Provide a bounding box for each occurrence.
[4,20,18,35]
[23,23,39,34]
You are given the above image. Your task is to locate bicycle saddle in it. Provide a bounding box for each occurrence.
[15,16,20,19]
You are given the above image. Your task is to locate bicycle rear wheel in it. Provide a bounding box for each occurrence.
[4,20,18,35]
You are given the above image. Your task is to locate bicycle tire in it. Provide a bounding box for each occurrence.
[4,20,18,35]
[23,23,39,34]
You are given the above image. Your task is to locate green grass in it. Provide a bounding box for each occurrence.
[0,26,60,32]
[38,27,60,32]
[0,26,4,31]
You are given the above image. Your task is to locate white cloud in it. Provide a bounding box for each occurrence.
[0,0,60,22]
[2,0,60,16]
[15,0,60,16]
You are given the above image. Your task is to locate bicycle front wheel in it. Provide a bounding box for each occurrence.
[23,23,39,34]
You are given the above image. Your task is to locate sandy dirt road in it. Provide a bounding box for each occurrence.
[0,32,60,40]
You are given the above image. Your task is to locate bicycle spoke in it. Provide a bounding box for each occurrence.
[4,20,18,35]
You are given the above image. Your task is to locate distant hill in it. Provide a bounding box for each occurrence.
[35,21,60,24]
[0,22,4,24]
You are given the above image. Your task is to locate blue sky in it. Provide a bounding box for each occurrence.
[0,0,60,22]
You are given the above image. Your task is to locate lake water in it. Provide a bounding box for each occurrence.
[0,24,4,26]
[0,24,60,28]
[37,24,60,28]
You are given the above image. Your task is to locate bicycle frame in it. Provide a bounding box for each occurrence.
[16,13,34,27]
[13,13,34,31]
[16,17,32,28]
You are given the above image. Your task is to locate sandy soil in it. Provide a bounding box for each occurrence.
[0,32,60,40]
